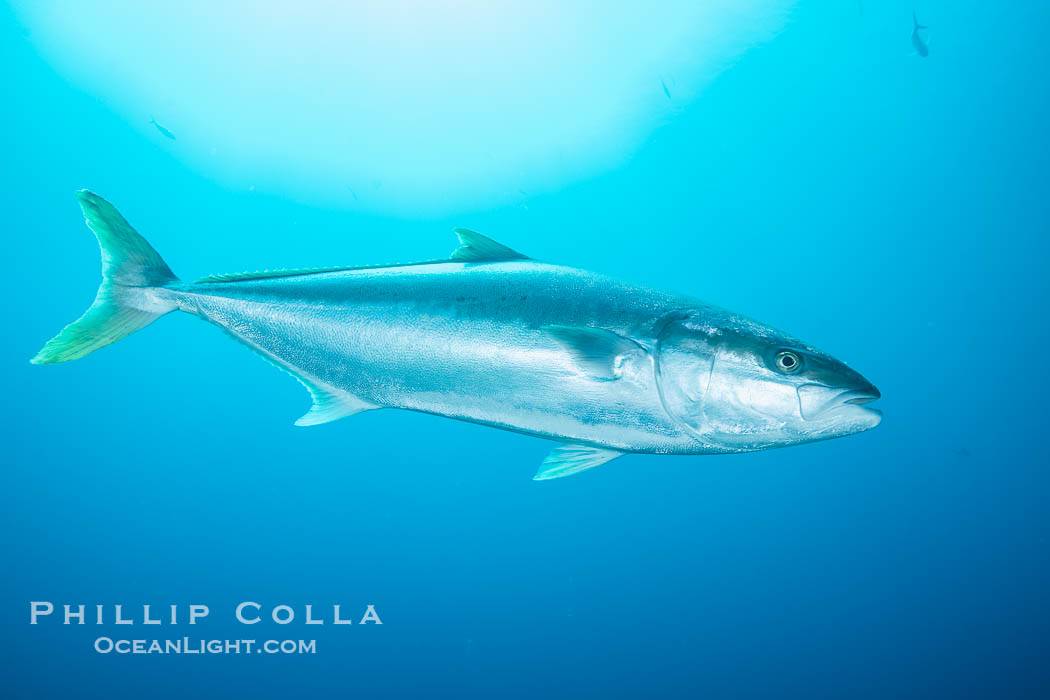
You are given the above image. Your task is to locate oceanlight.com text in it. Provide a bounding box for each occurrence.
[93,637,317,655]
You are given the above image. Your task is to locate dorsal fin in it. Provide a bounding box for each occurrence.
[450,228,529,262]
[196,265,374,284]
[195,229,528,284]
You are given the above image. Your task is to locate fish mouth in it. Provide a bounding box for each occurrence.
[797,384,882,421]
[834,387,883,427]
[840,388,882,406]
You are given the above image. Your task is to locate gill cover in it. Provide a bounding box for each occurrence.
[653,312,720,449]
[655,309,798,452]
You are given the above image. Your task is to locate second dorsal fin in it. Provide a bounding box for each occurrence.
[196,229,529,284]
[450,228,529,262]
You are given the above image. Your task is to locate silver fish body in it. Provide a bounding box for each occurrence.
[172,262,699,453]
[34,192,883,479]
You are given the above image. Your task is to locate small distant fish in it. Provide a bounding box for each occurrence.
[951,447,971,458]
[348,187,359,201]
[660,79,672,100]
[912,11,929,57]
[149,117,176,140]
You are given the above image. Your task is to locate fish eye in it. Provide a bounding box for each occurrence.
[774,350,802,373]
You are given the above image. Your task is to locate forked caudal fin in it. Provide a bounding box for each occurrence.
[31,190,178,364]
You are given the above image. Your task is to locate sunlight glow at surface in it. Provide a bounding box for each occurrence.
[15,0,794,215]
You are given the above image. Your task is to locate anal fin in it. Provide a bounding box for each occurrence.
[295,383,378,427]
[194,301,378,427]
[534,444,623,480]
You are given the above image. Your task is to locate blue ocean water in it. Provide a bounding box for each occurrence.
[3,1,1049,698]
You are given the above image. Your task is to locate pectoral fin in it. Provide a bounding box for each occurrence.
[533,444,623,480]
[543,325,646,380]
